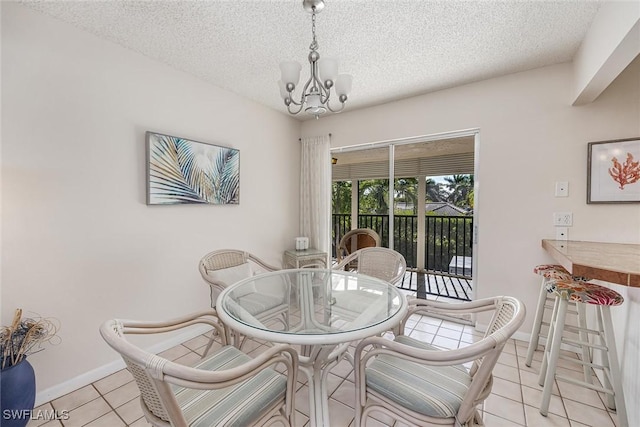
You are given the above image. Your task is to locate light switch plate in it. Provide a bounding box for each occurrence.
[553,212,573,226]
[555,181,569,197]
[556,227,568,241]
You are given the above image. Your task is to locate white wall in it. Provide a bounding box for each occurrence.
[1,3,300,400]
[302,57,640,423]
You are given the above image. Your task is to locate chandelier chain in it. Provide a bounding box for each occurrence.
[310,8,318,51]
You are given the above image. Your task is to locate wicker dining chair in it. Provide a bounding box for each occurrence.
[330,247,407,322]
[199,249,289,327]
[354,296,525,427]
[336,228,381,264]
[333,247,406,285]
[100,310,298,427]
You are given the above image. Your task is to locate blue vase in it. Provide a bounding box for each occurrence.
[0,358,36,427]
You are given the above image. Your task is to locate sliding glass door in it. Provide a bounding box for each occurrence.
[331,132,477,302]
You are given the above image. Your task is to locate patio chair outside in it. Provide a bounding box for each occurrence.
[354,296,525,426]
[99,310,298,427]
[336,228,381,263]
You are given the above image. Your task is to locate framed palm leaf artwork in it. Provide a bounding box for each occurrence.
[146,132,240,205]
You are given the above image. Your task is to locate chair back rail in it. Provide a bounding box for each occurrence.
[333,247,407,285]
[198,249,281,307]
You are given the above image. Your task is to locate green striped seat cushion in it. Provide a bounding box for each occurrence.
[365,336,471,418]
[172,345,287,427]
[237,293,285,316]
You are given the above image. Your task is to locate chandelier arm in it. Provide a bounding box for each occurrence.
[287,102,304,114]
[309,58,331,104]
[325,100,346,113]
[319,84,331,104]
[286,76,312,107]
[298,75,314,102]
[287,98,303,107]
[312,72,330,101]
[287,94,303,107]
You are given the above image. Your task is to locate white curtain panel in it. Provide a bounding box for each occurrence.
[300,135,331,259]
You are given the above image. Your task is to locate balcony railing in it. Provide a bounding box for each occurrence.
[332,213,473,276]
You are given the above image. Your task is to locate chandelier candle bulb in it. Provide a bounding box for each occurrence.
[279,61,301,88]
[336,74,353,98]
[319,58,339,86]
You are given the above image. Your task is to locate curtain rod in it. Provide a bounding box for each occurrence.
[298,133,332,142]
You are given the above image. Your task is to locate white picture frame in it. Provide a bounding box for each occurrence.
[587,137,640,204]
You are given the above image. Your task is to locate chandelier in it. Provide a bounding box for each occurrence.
[278,0,352,118]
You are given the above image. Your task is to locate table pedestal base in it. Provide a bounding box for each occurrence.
[299,347,347,427]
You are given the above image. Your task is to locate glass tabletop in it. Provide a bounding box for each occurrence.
[217,269,407,344]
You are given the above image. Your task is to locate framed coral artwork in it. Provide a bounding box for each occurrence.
[587,137,640,204]
[146,131,239,205]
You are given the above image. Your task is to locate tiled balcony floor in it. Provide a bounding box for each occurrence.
[398,271,473,301]
[29,301,622,427]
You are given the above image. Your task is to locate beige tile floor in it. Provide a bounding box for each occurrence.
[28,307,622,427]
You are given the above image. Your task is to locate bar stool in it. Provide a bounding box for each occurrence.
[538,279,628,427]
[525,265,591,384]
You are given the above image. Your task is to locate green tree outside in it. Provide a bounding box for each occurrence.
[358,179,389,214]
[332,175,474,214]
[332,181,351,214]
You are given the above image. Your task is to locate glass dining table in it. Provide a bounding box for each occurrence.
[216,268,408,427]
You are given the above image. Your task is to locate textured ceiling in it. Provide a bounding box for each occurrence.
[19,0,602,120]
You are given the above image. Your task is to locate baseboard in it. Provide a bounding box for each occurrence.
[475,323,583,355]
[35,324,210,406]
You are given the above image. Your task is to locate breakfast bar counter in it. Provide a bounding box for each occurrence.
[542,239,640,287]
